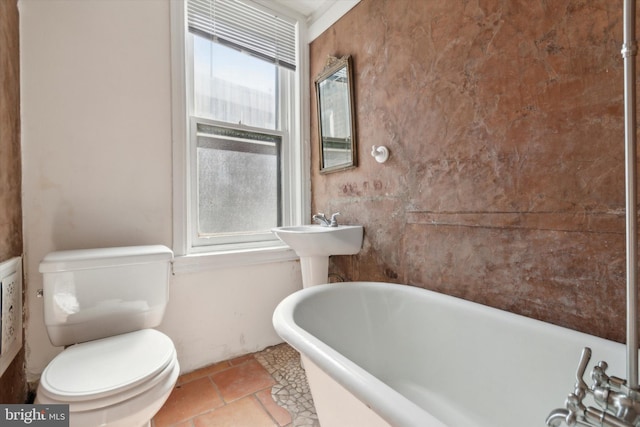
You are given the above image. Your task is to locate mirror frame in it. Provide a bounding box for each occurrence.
[315,55,357,174]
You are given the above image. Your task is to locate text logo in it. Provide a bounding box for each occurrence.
[1,405,69,426]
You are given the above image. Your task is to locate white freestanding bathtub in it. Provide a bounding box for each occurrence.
[272,282,631,427]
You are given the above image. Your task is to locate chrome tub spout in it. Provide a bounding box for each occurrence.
[546,409,571,427]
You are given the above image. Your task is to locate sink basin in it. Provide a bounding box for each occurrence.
[272,225,363,257]
[272,225,363,287]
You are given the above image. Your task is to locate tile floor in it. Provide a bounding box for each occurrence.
[152,344,319,427]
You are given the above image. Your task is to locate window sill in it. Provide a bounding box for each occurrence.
[172,244,299,274]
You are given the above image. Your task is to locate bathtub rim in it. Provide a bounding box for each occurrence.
[272,281,448,427]
[273,281,636,427]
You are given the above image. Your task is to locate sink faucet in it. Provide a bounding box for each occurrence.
[312,212,340,227]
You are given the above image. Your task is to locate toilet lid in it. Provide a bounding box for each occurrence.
[40,329,175,402]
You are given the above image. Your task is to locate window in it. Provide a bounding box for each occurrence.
[171,0,308,262]
[194,121,281,238]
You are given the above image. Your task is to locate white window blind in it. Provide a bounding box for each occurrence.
[187,0,297,70]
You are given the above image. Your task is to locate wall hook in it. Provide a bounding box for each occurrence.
[371,145,390,163]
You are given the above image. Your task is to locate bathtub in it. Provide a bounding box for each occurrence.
[272,282,631,427]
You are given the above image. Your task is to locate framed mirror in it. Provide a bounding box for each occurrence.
[315,55,357,173]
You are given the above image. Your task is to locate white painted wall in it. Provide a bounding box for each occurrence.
[20,0,302,381]
[161,262,301,373]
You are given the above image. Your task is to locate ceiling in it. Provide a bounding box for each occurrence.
[268,0,359,41]
[270,0,333,19]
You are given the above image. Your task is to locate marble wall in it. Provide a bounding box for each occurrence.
[311,0,632,342]
[0,0,26,403]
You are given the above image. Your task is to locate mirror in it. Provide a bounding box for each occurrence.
[315,55,357,173]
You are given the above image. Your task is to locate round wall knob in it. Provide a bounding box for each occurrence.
[371,145,389,163]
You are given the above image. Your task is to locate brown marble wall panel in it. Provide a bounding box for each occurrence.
[403,223,625,341]
[0,0,22,261]
[0,0,26,403]
[311,0,635,341]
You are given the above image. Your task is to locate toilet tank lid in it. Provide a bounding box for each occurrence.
[39,245,173,273]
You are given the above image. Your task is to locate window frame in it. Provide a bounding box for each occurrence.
[170,0,310,271]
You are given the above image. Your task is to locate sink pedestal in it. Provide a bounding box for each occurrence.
[300,256,330,288]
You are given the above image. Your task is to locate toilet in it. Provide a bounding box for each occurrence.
[35,245,180,427]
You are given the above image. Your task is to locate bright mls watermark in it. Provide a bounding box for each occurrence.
[0,405,69,426]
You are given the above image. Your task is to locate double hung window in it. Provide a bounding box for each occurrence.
[173,0,306,257]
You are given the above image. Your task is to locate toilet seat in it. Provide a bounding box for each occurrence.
[38,329,177,412]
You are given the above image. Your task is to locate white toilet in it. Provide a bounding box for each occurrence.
[35,245,180,427]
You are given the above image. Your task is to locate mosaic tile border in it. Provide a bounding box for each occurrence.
[256,344,320,427]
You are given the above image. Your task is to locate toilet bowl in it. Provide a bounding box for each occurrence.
[36,329,179,427]
[36,245,179,427]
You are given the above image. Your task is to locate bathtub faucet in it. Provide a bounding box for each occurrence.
[313,212,340,227]
[546,347,640,427]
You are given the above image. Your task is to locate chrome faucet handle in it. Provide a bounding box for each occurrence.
[575,347,593,394]
[312,213,331,226]
[329,212,340,227]
[565,348,592,425]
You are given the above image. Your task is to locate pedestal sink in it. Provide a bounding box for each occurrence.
[272,225,364,287]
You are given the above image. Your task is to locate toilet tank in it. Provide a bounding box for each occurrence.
[39,245,173,347]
